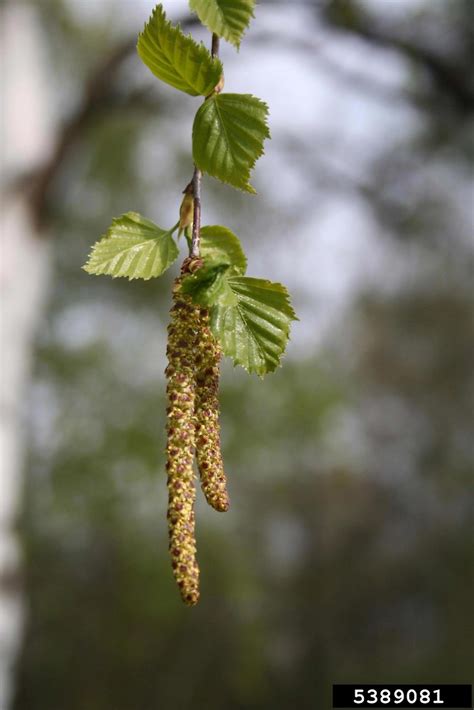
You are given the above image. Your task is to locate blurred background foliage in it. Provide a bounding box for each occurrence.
[7,0,473,708]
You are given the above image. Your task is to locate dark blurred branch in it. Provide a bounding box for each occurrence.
[20,16,200,231]
[253,32,411,106]
[281,133,426,236]
[354,29,473,112]
[315,162,410,228]
[311,159,438,239]
[27,38,135,228]
[322,0,474,113]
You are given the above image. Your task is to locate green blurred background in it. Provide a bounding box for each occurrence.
[1,0,473,708]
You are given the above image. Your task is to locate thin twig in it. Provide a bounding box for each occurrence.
[188,33,220,258]
[190,167,202,258]
[211,33,220,59]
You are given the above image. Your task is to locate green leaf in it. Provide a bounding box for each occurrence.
[137,4,223,97]
[210,276,297,375]
[83,212,179,280]
[200,225,247,275]
[189,0,255,48]
[181,263,233,307]
[193,93,270,193]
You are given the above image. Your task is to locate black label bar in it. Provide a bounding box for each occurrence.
[332,684,472,708]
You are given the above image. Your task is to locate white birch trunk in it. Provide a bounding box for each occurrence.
[0,5,54,708]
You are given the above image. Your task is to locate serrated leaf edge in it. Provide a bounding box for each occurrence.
[193,93,270,193]
[82,215,179,282]
[200,224,248,275]
[210,276,297,375]
[137,3,223,97]
[189,0,256,49]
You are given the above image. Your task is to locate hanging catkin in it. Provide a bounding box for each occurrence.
[194,308,230,512]
[165,271,201,606]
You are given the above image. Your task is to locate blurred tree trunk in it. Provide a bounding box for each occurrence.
[0,6,53,708]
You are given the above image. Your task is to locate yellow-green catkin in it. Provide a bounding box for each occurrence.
[194,309,230,513]
[165,273,201,606]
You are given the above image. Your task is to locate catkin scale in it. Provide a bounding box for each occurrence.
[165,259,230,605]
[194,309,230,512]
[165,276,201,606]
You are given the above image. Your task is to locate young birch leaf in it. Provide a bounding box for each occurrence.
[210,277,297,375]
[137,4,223,97]
[83,212,179,280]
[193,93,270,193]
[200,225,247,275]
[189,0,255,49]
[181,263,234,307]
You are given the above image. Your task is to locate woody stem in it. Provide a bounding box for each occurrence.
[190,167,202,258]
[189,33,220,259]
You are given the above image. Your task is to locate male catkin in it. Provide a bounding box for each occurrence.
[195,309,230,512]
[84,2,294,608]
[165,275,201,606]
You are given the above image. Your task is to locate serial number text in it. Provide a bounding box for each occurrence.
[353,688,444,705]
